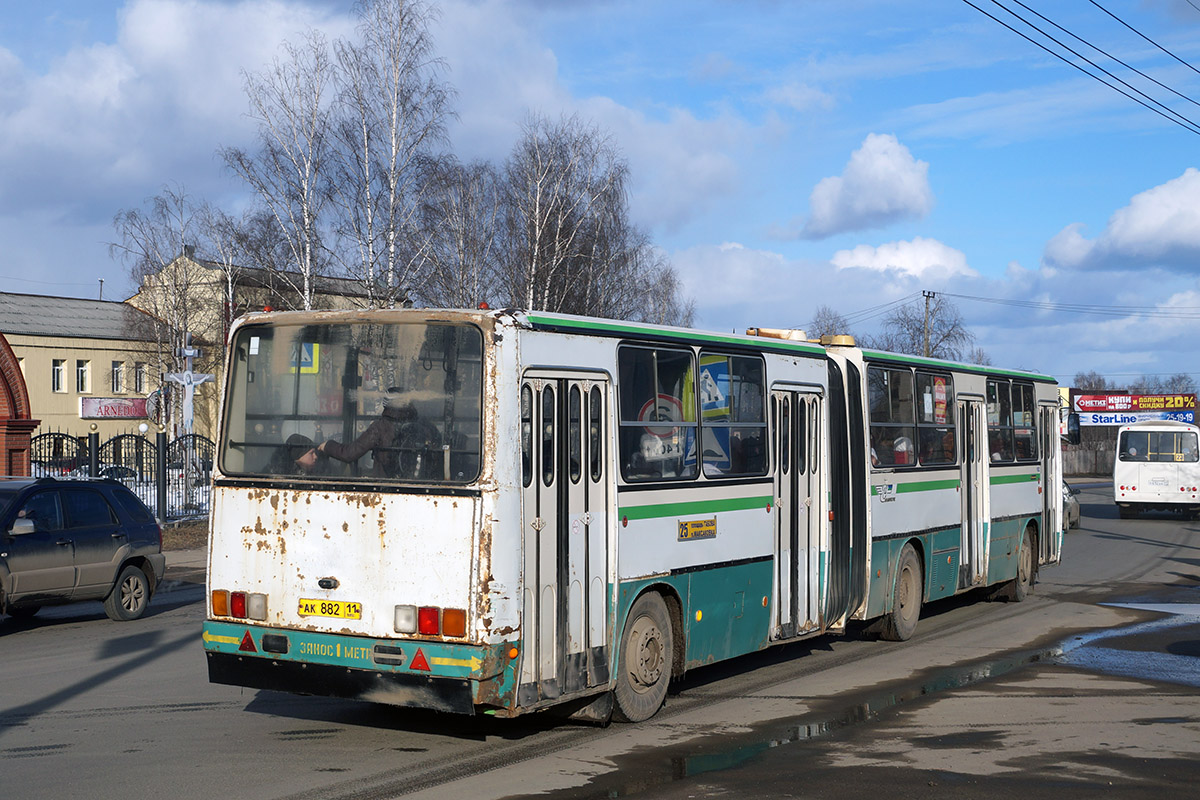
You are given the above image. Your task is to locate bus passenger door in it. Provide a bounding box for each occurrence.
[519,373,611,706]
[1040,403,1063,565]
[771,388,821,640]
[959,399,989,587]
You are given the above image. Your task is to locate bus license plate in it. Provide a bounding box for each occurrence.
[298,598,362,620]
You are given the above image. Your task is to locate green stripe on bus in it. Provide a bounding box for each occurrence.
[870,479,961,496]
[619,495,773,520]
[861,350,1054,382]
[526,314,824,356]
[990,473,1040,486]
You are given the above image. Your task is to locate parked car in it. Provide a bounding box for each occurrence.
[0,476,165,621]
[1063,481,1081,532]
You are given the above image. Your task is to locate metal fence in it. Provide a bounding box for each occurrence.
[30,431,214,521]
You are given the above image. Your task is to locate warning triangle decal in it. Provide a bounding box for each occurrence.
[410,648,431,671]
[239,631,257,653]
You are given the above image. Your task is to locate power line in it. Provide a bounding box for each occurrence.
[960,0,1200,137]
[1007,0,1200,111]
[943,291,1200,320]
[1087,0,1200,78]
[979,0,1200,135]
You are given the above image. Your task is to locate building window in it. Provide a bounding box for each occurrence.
[76,360,90,394]
[135,362,147,394]
[52,359,66,393]
[111,361,125,394]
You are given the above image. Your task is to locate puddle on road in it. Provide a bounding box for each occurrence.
[512,590,1200,800]
[1055,598,1200,687]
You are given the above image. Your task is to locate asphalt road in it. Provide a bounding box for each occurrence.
[3,482,1198,799]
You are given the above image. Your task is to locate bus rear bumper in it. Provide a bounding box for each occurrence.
[206,650,475,714]
[202,620,517,715]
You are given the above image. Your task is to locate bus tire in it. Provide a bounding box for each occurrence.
[1005,527,1035,602]
[104,565,151,621]
[613,592,672,723]
[881,544,922,642]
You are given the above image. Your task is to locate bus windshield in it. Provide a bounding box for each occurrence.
[220,320,483,483]
[1118,429,1199,463]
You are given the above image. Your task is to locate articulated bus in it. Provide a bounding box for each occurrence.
[1114,420,1200,519]
[202,309,1063,722]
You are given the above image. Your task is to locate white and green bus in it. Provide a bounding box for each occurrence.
[202,309,1063,722]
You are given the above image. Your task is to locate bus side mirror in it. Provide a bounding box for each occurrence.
[1065,412,1081,446]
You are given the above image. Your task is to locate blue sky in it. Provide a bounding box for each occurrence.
[2,0,1200,387]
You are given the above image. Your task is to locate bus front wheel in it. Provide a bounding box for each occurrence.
[614,592,672,723]
[881,544,922,642]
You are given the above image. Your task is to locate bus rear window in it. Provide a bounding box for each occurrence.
[1119,430,1199,463]
[220,321,483,483]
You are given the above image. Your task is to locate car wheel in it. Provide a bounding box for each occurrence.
[104,565,151,621]
[881,544,923,641]
[5,604,40,620]
[613,592,672,723]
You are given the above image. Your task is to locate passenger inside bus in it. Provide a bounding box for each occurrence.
[268,434,327,475]
[319,387,441,479]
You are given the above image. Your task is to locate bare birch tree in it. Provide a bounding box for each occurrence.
[501,114,628,312]
[417,158,503,308]
[221,31,333,311]
[328,0,452,307]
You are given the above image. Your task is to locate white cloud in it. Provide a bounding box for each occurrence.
[437,0,750,233]
[831,237,975,280]
[1044,168,1200,272]
[0,0,355,215]
[796,133,933,239]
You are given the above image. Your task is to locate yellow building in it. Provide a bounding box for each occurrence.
[0,291,166,439]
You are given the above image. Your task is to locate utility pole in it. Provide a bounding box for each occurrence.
[922,290,935,358]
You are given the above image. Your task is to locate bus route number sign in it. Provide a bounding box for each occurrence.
[678,518,717,541]
[298,598,363,620]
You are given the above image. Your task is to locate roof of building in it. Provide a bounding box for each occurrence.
[190,257,373,300]
[0,291,159,341]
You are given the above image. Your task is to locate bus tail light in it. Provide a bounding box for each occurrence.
[394,604,418,633]
[212,590,229,616]
[418,606,440,635]
[231,591,247,618]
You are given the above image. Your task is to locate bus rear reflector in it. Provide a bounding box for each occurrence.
[442,608,467,637]
[212,590,229,617]
[418,606,439,635]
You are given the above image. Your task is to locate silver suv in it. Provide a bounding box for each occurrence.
[0,476,166,621]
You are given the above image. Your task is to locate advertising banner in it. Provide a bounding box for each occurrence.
[1079,410,1195,426]
[1073,394,1195,413]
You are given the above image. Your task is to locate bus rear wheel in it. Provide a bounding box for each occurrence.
[613,592,672,723]
[1005,527,1035,602]
[881,544,922,642]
